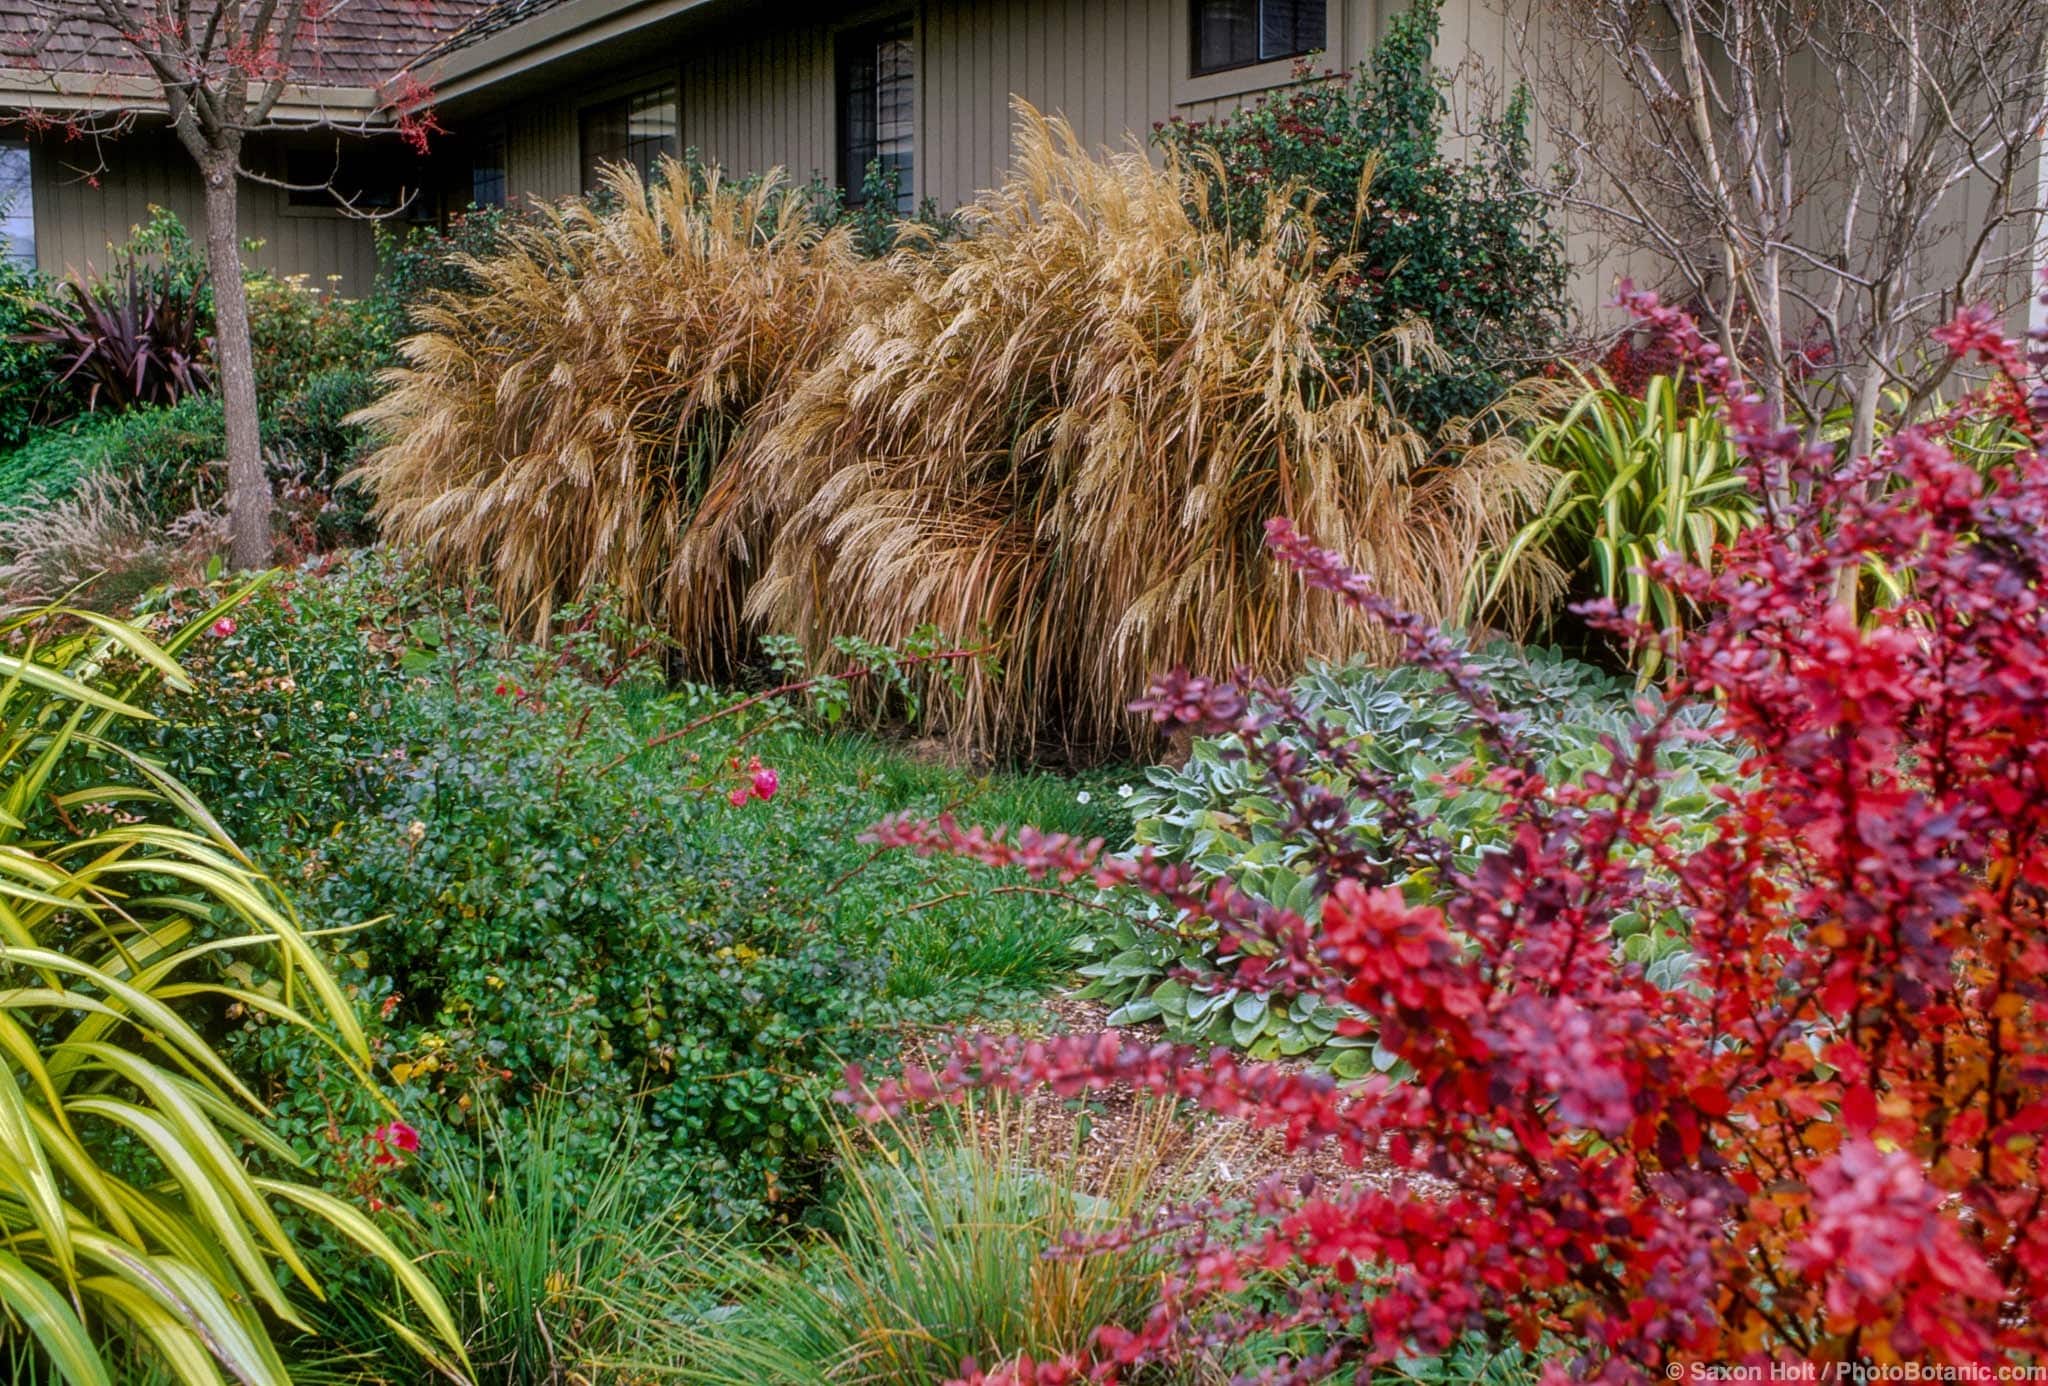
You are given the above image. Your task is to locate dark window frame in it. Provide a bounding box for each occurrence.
[1188,0,1327,77]
[280,142,419,216]
[578,81,680,193]
[470,132,508,210]
[836,16,915,213]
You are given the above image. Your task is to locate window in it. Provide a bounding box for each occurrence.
[284,144,414,213]
[1191,0,1326,75]
[838,19,914,212]
[0,143,33,266]
[471,134,507,210]
[580,84,679,191]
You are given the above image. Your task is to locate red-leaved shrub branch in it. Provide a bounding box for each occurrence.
[842,285,2048,1382]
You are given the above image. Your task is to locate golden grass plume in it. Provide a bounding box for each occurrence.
[741,103,1557,757]
[350,159,860,673]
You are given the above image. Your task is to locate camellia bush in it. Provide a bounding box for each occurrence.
[847,290,2048,1379]
[1156,0,1568,432]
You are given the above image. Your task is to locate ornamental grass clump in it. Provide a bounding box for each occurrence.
[352,160,860,674]
[742,104,1553,758]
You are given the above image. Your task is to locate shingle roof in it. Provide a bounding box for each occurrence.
[417,0,580,65]
[0,0,493,92]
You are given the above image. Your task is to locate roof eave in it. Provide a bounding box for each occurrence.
[418,0,719,104]
[0,68,387,122]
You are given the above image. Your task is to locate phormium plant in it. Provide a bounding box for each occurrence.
[845,286,2048,1379]
[20,264,213,411]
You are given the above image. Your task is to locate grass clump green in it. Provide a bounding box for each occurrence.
[303,1106,697,1384]
[672,1105,1185,1384]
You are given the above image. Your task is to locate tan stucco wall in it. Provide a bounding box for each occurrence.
[28,124,383,293]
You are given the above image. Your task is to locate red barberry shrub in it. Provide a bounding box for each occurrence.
[843,289,2048,1382]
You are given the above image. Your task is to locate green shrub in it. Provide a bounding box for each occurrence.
[1074,644,1741,1072]
[103,392,228,510]
[1157,0,1568,431]
[0,258,60,447]
[264,365,382,544]
[110,204,211,305]
[372,203,519,332]
[803,156,963,257]
[0,394,225,514]
[137,553,1114,1230]
[246,271,395,401]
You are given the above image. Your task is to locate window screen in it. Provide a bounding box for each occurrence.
[580,83,680,192]
[471,135,507,210]
[1191,0,1325,75]
[838,20,915,212]
[0,144,31,266]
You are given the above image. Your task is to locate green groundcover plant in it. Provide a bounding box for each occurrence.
[1074,643,1740,1071]
[0,395,225,515]
[130,552,1128,1240]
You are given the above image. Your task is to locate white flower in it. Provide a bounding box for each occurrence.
[1117,783,1134,798]
[1075,790,1092,804]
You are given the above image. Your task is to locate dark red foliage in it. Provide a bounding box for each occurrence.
[1595,327,1688,398]
[18,265,213,410]
[1595,295,1834,399]
[844,285,2048,1380]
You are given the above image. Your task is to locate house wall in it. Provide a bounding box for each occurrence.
[27,124,385,292]
[471,0,1388,205]
[464,0,1659,321]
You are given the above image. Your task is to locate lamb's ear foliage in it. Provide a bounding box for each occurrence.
[0,597,467,1385]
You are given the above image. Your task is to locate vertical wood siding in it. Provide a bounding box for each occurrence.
[468,0,1671,322]
[27,3,2028,332]
[680,23,833,191]
[504,96,580,200]
[485,0,1386,215]
[30,126,381,294]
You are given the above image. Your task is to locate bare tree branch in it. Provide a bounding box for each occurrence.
[1503,0,2048,465]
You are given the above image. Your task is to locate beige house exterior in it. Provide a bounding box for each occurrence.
[11,0,2022,331]
[428,0,1457,208]
[3,0,1596,300]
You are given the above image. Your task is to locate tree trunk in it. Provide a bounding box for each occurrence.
[200,156,271,570]
[1829,362,1887,612]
